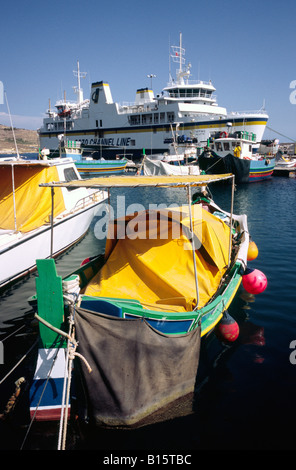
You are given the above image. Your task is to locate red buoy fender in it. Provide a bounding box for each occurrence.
[219,131,228,138]
[215,311,239,342]
[242,268,267,294]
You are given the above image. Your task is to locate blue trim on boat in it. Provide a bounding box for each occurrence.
[125,314,194,334]
[29,377,67,408]
[80,299,123,317]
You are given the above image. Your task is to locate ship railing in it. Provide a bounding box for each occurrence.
[166,91,217,100]
[70,190,105,213]
[118,102,157,114]
[166,79,214,87]
[228,109,268,116]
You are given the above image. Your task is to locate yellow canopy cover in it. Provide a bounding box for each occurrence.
[0,164,66,233]
[84,204,231,312]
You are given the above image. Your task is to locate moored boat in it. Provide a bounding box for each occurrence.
[42,139,128,176]
[199,131,275,183]
[258,138,279,156]
[74,156,128,176]
[142,157,200,175]
[273,154,296,176]
[0,157,108,291]
[28,174,267,443]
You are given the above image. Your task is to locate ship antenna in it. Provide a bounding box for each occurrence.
[179,32,183,75]
[171,32,185,83]
[73,60,87,104]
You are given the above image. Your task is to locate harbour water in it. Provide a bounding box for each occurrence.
[0,171,295,452]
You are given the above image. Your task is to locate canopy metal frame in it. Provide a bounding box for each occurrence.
[44,174,235,309]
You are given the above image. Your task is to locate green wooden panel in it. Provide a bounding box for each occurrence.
[35,259,65,348]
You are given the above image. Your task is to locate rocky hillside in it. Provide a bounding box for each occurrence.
[0,124,38,153]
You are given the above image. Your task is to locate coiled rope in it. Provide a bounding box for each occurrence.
[0,377,26,421]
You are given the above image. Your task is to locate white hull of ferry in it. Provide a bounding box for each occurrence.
[39,38,268,160]
[39,113,268,160]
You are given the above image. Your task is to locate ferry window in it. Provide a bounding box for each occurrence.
[249,145,252,152]
[130,115,140,125]
[167,112,175,122]
[154,113,159,123]
[96,120,98,127]
[160,113,165,123]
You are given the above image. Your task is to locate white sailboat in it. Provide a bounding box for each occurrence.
[0,94,108,290]
[0,157,108,290]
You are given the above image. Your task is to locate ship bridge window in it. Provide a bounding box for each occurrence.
[160,112,165,123]
[215,142,222,151]
[154,113,159,124]
[223,142,230,151]
[169,88,178,98]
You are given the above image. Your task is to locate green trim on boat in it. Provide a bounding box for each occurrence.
[35,259,66,348]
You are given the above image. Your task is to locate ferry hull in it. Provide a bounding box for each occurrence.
[39,116,268,161]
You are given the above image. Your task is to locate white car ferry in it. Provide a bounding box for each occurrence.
[39,35,269,161]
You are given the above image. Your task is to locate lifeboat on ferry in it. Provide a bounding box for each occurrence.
[57,105,71,118]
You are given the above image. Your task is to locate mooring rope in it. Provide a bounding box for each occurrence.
[0,339,38,386]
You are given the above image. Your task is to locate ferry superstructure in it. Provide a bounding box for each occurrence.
[38,35,268,160]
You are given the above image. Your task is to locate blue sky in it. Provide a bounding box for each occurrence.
[0,0,295,142]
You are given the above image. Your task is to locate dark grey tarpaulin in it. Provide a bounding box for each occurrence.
[199,153,251,184]
[74,306,201,428]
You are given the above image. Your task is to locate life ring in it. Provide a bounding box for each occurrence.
[219,131,228,138]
